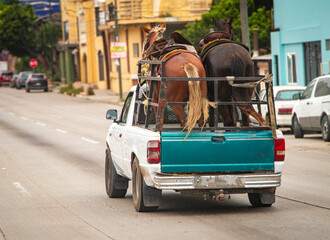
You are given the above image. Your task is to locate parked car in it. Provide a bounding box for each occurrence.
[16,71,33,89]
[292,75,330,141]
[10,74,18,88]
[0,71,13,86]
[25,73,48,92]
[252,85,306,129]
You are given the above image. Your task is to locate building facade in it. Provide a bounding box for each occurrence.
[60,0,212,94]
[271,0,330,86]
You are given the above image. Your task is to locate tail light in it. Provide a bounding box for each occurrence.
[278,108,292,115]
[147,140,160,164]
[274,138,285,161]
[19,78,22,82]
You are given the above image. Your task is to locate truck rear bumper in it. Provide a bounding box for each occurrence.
[152,172,281,190]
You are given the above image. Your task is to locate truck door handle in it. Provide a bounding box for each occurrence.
[211,136,225,143]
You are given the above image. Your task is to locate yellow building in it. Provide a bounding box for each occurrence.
[60,0,212,95]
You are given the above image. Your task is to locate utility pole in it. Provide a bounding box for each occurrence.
[114,0,123,99]
[240,0,250,52]
[49,0,52,22]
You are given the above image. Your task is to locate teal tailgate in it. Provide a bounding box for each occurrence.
[161,131,274,173]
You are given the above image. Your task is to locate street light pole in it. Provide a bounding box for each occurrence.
[114,0,123,99]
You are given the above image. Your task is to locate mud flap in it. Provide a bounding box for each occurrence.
[143,183,162,207]
[260,193,275,205]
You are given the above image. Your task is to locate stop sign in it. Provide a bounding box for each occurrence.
[29,59,38,68]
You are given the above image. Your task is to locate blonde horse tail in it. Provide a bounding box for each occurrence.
[183,63,210,138]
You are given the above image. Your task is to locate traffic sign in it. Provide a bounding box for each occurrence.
[29,59,38,68]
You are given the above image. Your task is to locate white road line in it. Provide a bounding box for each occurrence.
[37,122,46,127]
[9,112,15,116]
[81,137,99,144]
[56,128,67,134]
[1,168,6,170]
[13,182,31,197]
[20,117,28,120]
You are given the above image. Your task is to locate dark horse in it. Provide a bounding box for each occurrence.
[201,19,264,127]
[142,24,211,135]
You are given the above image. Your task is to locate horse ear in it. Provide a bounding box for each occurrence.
[228,18,233,28]
[212,18,217,27]
[160,23,166,29]
[142,26,151,34]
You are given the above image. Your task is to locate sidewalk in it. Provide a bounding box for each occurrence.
[52,85,123,106]
[76,89,123,106]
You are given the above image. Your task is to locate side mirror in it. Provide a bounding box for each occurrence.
[106,109,118,120]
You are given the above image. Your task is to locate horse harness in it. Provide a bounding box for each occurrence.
[199,31,250,62]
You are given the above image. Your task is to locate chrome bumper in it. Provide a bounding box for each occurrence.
[153,173,281,190]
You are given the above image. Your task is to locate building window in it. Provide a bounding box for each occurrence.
[108,3,115,21]
[326,39,330,51]
[95,7,101,36]
[98,51,105,81]
[64,21,69,41]
[133,43,139,58]
[287,53,297,83]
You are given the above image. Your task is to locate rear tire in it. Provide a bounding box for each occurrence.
[321,116,330,141]
[293,116,304,138]
[132,158,161,212]
[44,88,48,92]
[248,193,274,207]
[26,87,30,92]
[105,148,128,198]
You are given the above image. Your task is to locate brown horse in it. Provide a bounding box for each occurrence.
[142,24,210,135]
[201,19,264,127]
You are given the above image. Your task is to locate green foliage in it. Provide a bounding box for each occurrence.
[36,23,61,61]
[60,84,84,97]
[0,3,37,57]
[87,87,95,96]
[179,0,271,53]
[249,7,271,52]
[15,56,44,73]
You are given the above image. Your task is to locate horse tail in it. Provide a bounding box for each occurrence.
[231,57,265,126]
[183,63,210,137]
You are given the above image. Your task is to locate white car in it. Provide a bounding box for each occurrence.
[291,75,330,141]
[254,85,306,129]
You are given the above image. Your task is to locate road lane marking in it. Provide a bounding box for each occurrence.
[1,168,6,170]
[13,182,31,197]
[9,112,15,116]
[37,122,46,127]
[56,128,67,134]
[81,137,99,144]
[20,117,28,120]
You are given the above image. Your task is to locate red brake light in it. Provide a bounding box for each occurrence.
[147,140,160,164]
[278,108,292,115]
[274,138,285,161]
[19,78,22,82]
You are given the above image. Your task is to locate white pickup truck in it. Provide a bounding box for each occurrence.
[105,80,285,212]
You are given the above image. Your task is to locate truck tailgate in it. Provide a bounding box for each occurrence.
[161,131,274,173]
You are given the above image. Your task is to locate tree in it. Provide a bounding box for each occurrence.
[179,0,271,52]
[0,3,37,57]
[36,23,61,77]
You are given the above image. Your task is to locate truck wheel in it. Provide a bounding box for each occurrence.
[105,148,128,198]
[132,158,161,212]
[321,116,330,141]
[293,116,304,138]
[26,87,30,92]
[248,193,274,207]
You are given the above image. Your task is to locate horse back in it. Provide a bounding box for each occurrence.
[204,43,254,77]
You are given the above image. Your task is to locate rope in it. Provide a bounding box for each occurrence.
[226,74,273,88]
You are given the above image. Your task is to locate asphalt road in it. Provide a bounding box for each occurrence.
[0,87,329,240]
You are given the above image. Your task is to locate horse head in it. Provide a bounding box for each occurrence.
[142,23,166,58]
[212,18,233,40]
